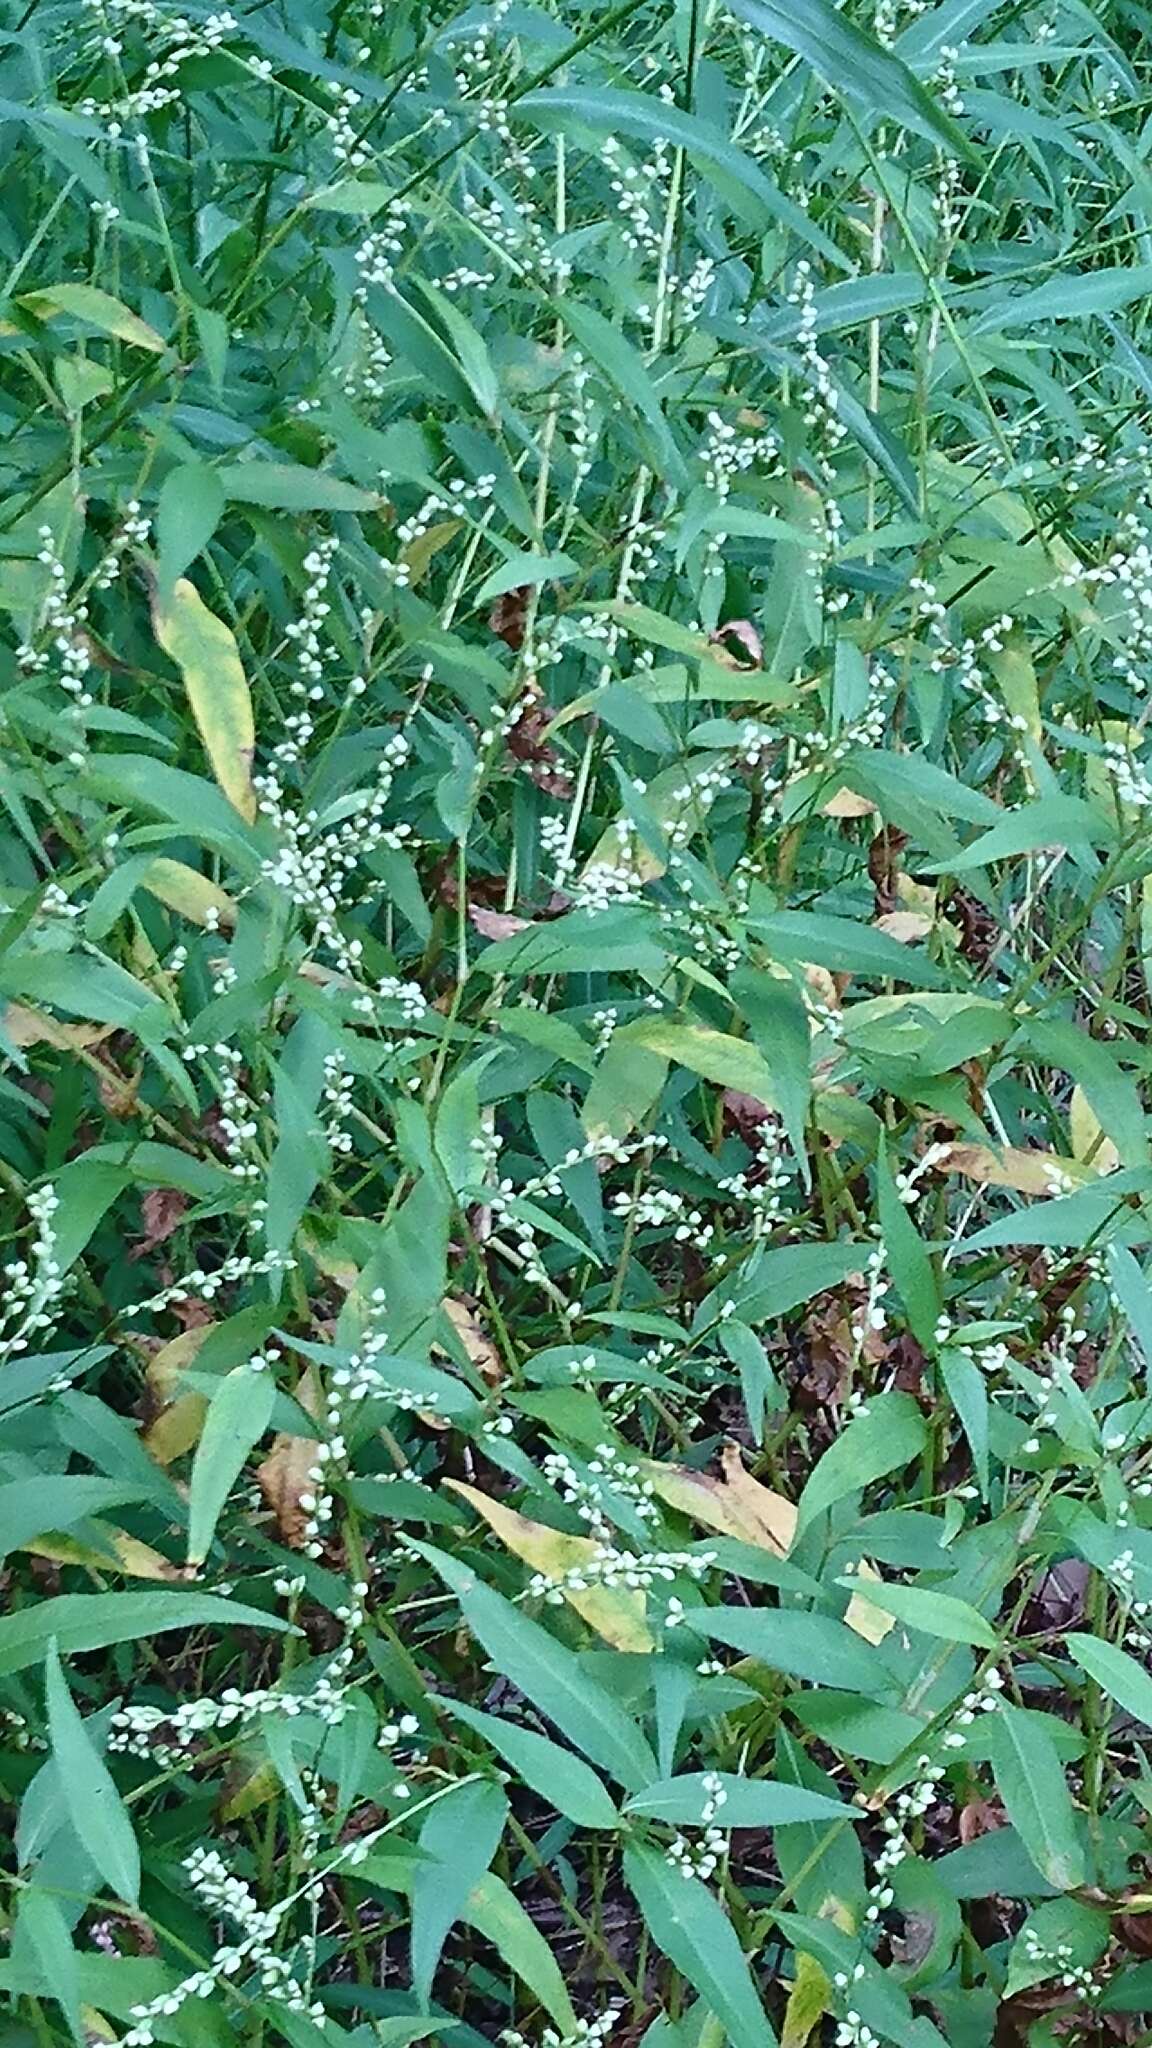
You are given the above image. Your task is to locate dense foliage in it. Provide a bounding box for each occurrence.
[4,2,1152,2045]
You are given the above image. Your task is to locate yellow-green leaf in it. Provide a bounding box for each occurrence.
[141,857,236,929]
[17,283,166,353]
[782,1951,831,2048]
[152,577,256,820]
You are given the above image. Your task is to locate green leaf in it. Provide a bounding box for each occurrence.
[750,910,947,989]
[14,1889,82,2045]
[878,1141,941,1348]
[186,1364,277,1566]
[0,1590,289,1675]
[473,906,668,977]
[1066,1633,1152,1728]
[447,1571,658,1790]
[463,1871,578,2035]
[688,1606,897,1695]
[475,551,580,604]
[987,1702,1086,1891]
[727,0,977,160]
[1006,1899,1110,1998]
[835,1578,998,1648]
[410,1778,508,2008]
[562,303,688,489]
[215,462,380,511]
[772,1728,868,1917]
[925,796,1115,874]
[624,1843,778,2048]
[1026,1017,1149,1169]
[625,1773,852,1826]
[711,1241,872,1329]
[520,88,849,266]
[0,953,167,1031]
[730,967,812,1180]
[796,1392,929,1535]
[151,575,256,821]
[44,1640,140,1904]
[369,285,488,413]
[974,263,1152,331]
[155,462,225,588]
[413,281,501,420]
[446,1701,620,1828]
[940,1349,989,1497]
[0,1477,152,1559]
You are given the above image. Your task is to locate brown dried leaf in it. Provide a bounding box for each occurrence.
[489,584,530,651]
[873,911,934,945]
[440,1296,504,1386]
[709,618,762,669]
[1,1002,112,1050]
[445,1479,654,1651]
[96,1065,141,1118]
[723,1089,774,1141]
[1116,1908,1152,1957]
[804,964,841,1012]
[505,687,574,798]
[256,1367,324,1551]
[822,787,876,819]
[868,824,908,916]
[133,1187,188,1258]
[843,1558,896,1644]
[959,1794,1006,1844]
[468,907,531,942]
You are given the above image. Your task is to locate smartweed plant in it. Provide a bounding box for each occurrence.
[2,2,1152,2046]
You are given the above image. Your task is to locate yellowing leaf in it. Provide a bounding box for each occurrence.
[988,634,1042,745]
[873,911,933,945]
[143,1325,212,1466]
[781,1951,830,2048]
[1069,1084,1120,1174]
[17,282,166,353]
[843,1558,896,1645]
[932,1141,1092,1196]
[641,1446,892,1642]
[402,517,462,586]
[444,1479,654,1652]
[440,1297,504,1386]
[151,577,256,821]
[642,1443,795,1556]
[141,858,236,929]
[621,1019,779,1106]
[220,1758,280,1822]
[28,1529,183,1580]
